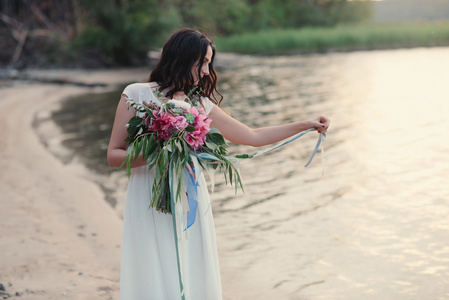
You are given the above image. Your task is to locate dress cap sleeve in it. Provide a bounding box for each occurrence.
[122,83,142,101]
[201,97,215,115]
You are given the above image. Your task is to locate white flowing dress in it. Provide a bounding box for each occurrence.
[120,83,222,300]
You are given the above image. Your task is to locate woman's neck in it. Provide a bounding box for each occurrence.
[170,91,187,100]
[149,81,187,100]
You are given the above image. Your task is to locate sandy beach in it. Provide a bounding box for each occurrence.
[0,68,151,299]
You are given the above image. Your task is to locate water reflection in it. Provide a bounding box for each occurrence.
[50,47,449,299]
[214,48,449,300]
[51,87,126,174]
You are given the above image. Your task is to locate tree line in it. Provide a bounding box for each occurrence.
[0,0,372,68]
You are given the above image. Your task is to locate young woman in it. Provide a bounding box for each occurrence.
[107,28,329,300]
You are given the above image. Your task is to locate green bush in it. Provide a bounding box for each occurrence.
[72,0,182,65]
[215,22,449,54]
[70,0,374,65]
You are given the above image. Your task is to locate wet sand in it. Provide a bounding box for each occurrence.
[0,68,150,299]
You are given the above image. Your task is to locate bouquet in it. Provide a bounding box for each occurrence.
[121,88,243,214]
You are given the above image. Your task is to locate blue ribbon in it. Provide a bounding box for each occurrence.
[172,128,326,299]
[304,132,326,167]
[184,169,199,231]
[193,127,326,168]
[186,128,326,229]
[251,128,316,158]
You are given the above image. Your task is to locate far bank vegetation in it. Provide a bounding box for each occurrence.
[0,0,371,68]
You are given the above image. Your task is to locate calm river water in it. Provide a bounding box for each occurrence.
[51,47,449,300]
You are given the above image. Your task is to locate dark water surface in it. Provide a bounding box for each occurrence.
[50,47,449,300]
[51,86,126,174]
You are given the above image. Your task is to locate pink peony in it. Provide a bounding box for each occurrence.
[188,106,199,117]
[172,115,188,131]
[184,109,211,150]
[185,130,206,151]
[150,111,177,141]
[194,114,211,134]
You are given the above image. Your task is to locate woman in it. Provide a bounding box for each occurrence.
[108,28,329,300]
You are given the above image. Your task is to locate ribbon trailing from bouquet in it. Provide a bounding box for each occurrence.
[183,128,326,233]
[170,128,326,299]
[170,165,185,300]
[184,168,199,231]
[193,128,326,170]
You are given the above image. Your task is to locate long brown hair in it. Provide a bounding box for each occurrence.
[148,28,223,106]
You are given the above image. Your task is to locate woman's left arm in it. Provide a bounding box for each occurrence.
[208,106,330,147]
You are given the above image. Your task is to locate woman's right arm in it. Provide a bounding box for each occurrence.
[107,94,147,169]
[208,105,329,147]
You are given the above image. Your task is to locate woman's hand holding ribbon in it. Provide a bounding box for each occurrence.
[309,115,330,134]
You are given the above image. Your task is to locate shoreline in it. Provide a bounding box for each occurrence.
[0,68,150,299]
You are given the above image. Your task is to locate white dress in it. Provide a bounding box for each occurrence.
[120,83,222,300]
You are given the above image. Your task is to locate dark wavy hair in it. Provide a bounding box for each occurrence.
[148,28,223,106]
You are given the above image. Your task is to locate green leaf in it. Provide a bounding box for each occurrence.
[205,141,218,150]
[128,116,143,127]
[146,135,157,155]
[166,142,173,152]
[208,127,221,135]
[229,166,233,185]
[135,138,143,158]
[208,132,226,145]
[142,138,148,159]
[164,147,170,161]
[185,126,196,132]
[147,152,158,169]
[175,139,183,153]
[235,154,253,159]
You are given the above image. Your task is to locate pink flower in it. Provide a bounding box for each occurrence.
[184,109,211,150]
[185,130,206,151]
[151,111,177,141]
[189,106,199,117]
[172,115,188,131]
[146,105,211,148]
[194,114,211,134]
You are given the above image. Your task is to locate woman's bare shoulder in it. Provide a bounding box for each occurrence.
[148,81,159,91]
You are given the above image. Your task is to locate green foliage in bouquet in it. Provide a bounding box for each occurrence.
[119,89,243,214]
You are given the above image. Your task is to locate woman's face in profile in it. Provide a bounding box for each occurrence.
[192,45,213,85]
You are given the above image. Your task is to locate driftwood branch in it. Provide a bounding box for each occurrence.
[0,12,29,68]
[21,0,66,37]
[1,1,76,68]
[8,28,28,68]
[30,4,58,32]
[0,12,24,28]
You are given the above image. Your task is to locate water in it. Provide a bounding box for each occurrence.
[50,47,449,299]
[51,87,126,174]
